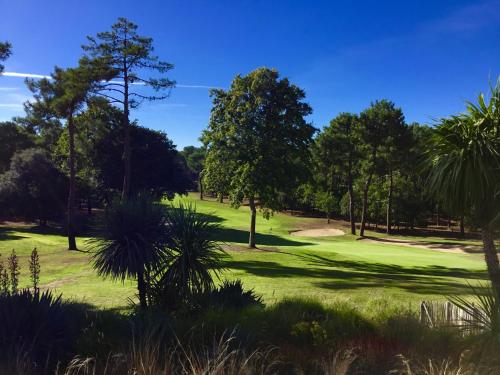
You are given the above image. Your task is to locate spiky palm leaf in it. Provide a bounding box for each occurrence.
[89,196,170,281]
[427,81,500,227]
[155,203,225,302]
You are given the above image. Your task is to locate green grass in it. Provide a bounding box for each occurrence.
[0,193,487,309]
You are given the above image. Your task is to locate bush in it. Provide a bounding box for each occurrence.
[0,290,83,372]
[196,279,264,310]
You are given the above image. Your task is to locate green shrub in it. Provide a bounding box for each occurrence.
[196,279,264,310]
[0,290,84,371]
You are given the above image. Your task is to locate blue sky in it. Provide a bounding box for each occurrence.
[1,0,499,149]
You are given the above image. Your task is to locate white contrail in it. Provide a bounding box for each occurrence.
[2,72,222,89]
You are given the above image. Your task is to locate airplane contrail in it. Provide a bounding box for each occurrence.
[2,72,222,89]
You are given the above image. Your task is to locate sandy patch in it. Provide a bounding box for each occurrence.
[221,244,281,253]
[290,228,345,237]
[360,237,482,254]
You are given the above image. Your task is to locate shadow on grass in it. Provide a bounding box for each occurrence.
[360,236,483,254]
[213,227,312,247]
[221,252,488,296]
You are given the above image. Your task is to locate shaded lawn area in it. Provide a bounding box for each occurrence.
[0,194,487,309]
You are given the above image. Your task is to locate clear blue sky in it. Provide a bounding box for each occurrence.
[1,0,499,149]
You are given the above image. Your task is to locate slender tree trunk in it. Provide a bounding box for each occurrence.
[482,228,500,295]
[121,67,131,201]
[460,215,465,237]
[199,178,203,200]
[248,197,257,248]
[386,170,393,235]
[87,195,92,216]
[137,269,147,309]
[67,114,77,251]
[436,204,440,227]
[327,212,330,224]
[347,159,356,235]
[360,173,373,237]
[219,193,223,203]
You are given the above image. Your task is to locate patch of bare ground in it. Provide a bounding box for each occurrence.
[221,244,281,253]
[359,236,483,254]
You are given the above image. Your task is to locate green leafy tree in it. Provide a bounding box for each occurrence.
[0,41,12,73]
[181,146,205,199]
[27,66,100,250]
[0,121,35,173]
[314,190,337,223]
[428,82,500,294]
[83,18,175,200]
[202,68,315,247]
[315,113,360,234]
[0,148,66,224]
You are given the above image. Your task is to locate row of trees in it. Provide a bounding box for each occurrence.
[200,68,436,246]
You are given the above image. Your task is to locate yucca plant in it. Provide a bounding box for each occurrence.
[427,79,500,294]
[89,195,170,309]
[449,284,500,355]
[151,203,225,307]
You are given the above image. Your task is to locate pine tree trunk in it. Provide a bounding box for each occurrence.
[360,173,372,237]
[460,216,465,236]
[482,228,500,295]
[219,194,223,203]
[87,195,92,215]
[199,178,203,200]
[386,170,393,235]
[137,269,147,309]
[347,159,356,235]
[249,197,257,248]
[121,69,131,201]
[67,114,77,251]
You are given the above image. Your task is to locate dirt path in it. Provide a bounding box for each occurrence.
[290,228,345,237]
[360,237,483,254]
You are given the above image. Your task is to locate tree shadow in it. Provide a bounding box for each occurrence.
[221,251,488,296]
[359,236,484,254]
[213,227,313,247]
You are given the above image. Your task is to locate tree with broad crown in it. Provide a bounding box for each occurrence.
[27,65,102,250]
[0,41,12,73]
[427,81,500,295]
[82,18,176,200]
[202,68,315,248]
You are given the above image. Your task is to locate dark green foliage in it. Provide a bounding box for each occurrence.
[0,121,35,173]
[7,250,19,295]
[0,148,66,223]
[83,17,175,199]
[89,195,170,308]
[151,203,225,307]
[29,248,41,292]
[0,257,8,296]
[0,41,11,73]
[203,68,316,246]
[196,279,263,310]
[0,290,78,371]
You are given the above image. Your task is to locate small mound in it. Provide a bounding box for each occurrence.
[290,228,345,237]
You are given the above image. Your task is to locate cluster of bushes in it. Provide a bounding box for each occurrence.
[2,292,500,374]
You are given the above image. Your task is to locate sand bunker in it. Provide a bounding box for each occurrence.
[291,228,345,237]
[360,237,483,254]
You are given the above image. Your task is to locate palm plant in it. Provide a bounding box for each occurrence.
[153,203,225,306]
[89,196,169,309]
[427,80,500,294]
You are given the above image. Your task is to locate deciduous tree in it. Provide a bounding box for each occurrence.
[203,68,315,248]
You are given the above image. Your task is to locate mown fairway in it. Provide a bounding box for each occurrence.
[0,193,487,309]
